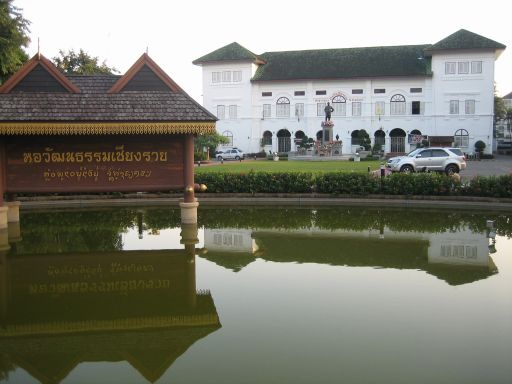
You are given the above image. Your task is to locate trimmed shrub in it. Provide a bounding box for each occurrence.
[196,171,512,198]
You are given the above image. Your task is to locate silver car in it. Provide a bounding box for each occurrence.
[386,147,466,175]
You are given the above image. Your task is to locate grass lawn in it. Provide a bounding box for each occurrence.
[195,159,382,174]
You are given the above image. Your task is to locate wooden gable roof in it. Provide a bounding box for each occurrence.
[109,53,182,93]
[0,52,216,135]
[0,53,80,94]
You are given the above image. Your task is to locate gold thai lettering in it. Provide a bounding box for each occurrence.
[23,146,169,164]
[66,152,76,162]
[23,153,33,164]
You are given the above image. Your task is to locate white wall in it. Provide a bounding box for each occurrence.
[200,49,499,155]
[430,49,497,154]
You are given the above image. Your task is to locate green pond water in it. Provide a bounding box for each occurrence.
[0,206,511,384]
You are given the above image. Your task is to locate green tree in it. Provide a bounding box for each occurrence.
[494,95,507,123]
[52,48,118,74]
[194,133,229,160]
[0,0,30,84]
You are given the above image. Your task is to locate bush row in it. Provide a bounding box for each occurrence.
[196,172,512,198]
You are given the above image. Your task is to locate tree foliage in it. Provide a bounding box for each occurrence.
[194,133,229,160]
[52,48,118,75]
[494,95,507,123]
[0,0,30,84]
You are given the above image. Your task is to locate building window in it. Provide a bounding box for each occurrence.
[262,130,272,145]
[471,61,482,74]
[374,89,386,94]
[410,88,422,93]
[276,97,290,118]
[316,90,326,95]
[375,101,385,115]
[390,94,406,115]
[465,99,475,115]
[222,71,231,82]
[233,71,242,82]
[352,89,363,94]
[458,62,469,74]
[317,102,326,116]
[295,103,304,119]
[294,91,305,96]
[217,105,225,119]
[332,95,346,116]
[454,129,469,147]
[263,104,271,118]
[450,100,459,115]
[229,105,237,119]
[411,101,422,115]
[212,72,221,83]
[262,91,272,97]
[222,130,233,146]
[352,102,361,116]
[445,62,456,74]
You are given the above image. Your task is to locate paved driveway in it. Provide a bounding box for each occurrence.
[461,154,511,178]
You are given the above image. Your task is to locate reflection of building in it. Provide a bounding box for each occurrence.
[203,227,497,286]
[0,221,220,383]
[194,29,505,156]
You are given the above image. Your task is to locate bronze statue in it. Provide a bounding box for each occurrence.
[324,102,334,121]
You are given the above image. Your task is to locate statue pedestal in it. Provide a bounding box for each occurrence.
[321,121,334,145]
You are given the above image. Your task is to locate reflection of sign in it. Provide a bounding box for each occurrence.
[6,135,184,192]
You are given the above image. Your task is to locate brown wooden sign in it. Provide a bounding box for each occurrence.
[5,135,185,193]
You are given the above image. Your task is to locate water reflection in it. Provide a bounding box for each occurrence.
[201,208,504,285]
[0,206,510,383]
[0,211,220,384]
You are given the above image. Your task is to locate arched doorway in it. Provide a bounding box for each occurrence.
[351,130,360,146]
[262,130,272,146]
[294,130,305,148]
[316,130,323,141]
[409,129,423,149]
[277,129,291,152]
[390,128,406,153]
[374,129,385,147]
[222,130,233,146]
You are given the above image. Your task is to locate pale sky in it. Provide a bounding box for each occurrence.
[14,0,512,102]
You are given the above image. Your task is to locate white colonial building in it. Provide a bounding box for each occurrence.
[194,29,506,156]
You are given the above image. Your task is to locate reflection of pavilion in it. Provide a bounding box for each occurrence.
[202,227,497,285]
[0,222,220,383]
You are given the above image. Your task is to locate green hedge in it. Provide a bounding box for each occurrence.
[196,172,512,198]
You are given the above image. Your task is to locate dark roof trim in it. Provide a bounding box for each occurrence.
[251,74,433,83]
[109,53,182,93]
[0,54,81,94]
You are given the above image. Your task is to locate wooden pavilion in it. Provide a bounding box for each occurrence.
[0,52,216,226]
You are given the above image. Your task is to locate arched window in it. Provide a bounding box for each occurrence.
[262,130,272,146]
[332,95,346,116]
[276,97,290,118]
[454,129,469,148]
[390,94,406,115]
[222,130,233,146]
